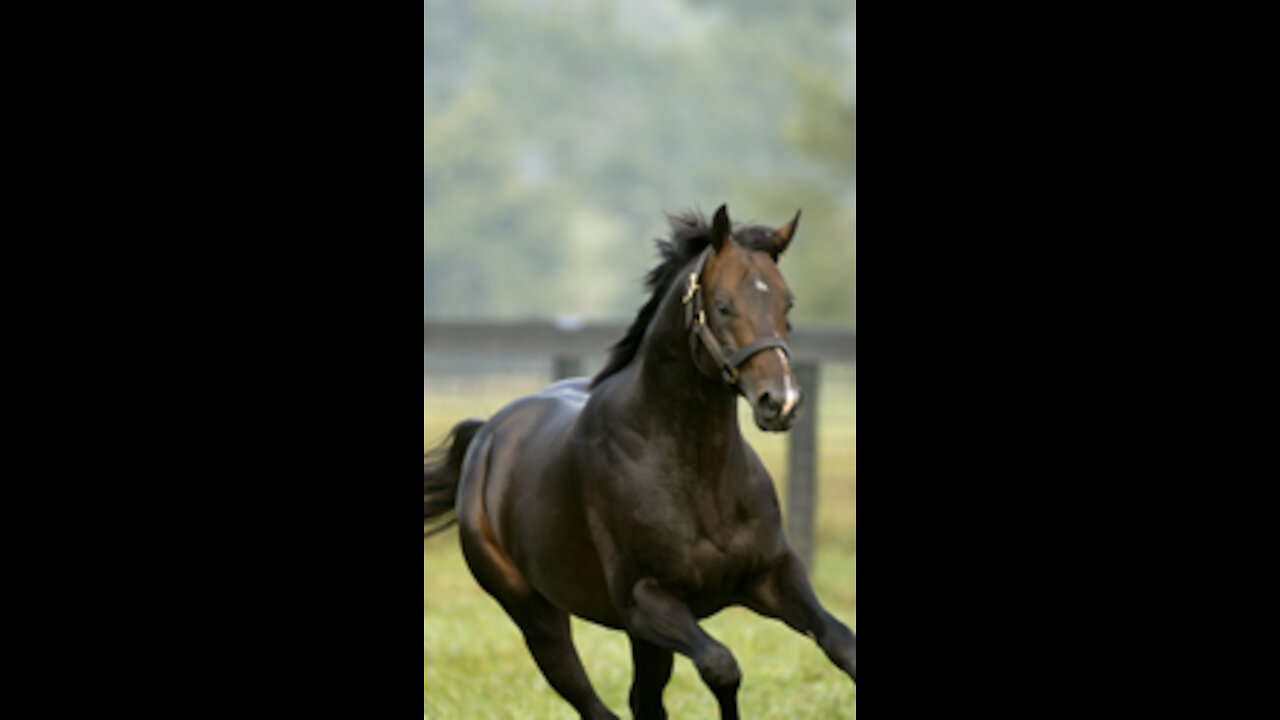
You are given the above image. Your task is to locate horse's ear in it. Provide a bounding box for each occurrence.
[710,204,731,253]
[773,209,801,256]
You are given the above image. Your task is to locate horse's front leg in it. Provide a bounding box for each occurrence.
[744,551,857,683]
[628,634,673,720]
[625,578,742,720]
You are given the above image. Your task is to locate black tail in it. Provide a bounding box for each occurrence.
[424,419,484,538]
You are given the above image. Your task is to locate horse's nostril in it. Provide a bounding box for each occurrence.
[758,392,781,419]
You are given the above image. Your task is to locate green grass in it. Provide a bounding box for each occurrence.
[424,372,855,718]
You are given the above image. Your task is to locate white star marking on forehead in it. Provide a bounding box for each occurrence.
[754,279,769,293]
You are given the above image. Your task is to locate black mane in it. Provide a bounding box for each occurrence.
[589,210,777,388]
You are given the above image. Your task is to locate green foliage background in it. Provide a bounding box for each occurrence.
[424,0,856,325]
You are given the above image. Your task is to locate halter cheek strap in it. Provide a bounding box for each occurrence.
[682,249,791,385]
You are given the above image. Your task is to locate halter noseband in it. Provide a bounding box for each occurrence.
[681,248,791,385]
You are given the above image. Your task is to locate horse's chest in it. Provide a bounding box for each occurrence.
[657,522,768,604]
[602,462,779,604]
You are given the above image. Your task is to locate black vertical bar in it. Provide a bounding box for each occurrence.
[787,362,819,573]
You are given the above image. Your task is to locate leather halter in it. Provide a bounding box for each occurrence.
[681,248,791,385]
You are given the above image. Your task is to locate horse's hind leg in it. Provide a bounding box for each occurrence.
[460,520,617,719]
[455,434,618,719]
[628,635,673,720]
[509,596,619,720]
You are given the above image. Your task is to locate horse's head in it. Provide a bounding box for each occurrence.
[685,204,802,432]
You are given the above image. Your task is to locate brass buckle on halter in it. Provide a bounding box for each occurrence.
[682,273,699,305]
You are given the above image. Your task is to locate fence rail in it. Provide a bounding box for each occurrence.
[424,320,855,571]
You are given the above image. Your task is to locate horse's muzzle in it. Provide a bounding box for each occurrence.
[753,385,802,432]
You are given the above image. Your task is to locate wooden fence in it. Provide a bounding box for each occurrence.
[424,320,855,571]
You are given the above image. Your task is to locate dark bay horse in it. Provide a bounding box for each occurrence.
[424,205,856,719]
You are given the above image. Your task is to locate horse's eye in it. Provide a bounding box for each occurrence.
[715,299,731,315]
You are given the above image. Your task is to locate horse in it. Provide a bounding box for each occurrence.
[423,204,856,720]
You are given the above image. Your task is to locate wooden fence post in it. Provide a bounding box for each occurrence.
[553,356,584,381]
[786,362,819,573]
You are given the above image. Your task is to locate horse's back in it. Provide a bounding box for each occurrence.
[486,376,587,451]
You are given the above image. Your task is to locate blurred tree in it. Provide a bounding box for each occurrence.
[748,66,856,326]
[424,0,856,324]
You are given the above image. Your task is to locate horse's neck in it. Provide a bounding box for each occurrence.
[616,290,753,544]
[629,286,743,460]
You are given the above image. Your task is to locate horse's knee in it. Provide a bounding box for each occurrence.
[696,644,741,691]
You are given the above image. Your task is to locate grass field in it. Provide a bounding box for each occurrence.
[424,369,856,718]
